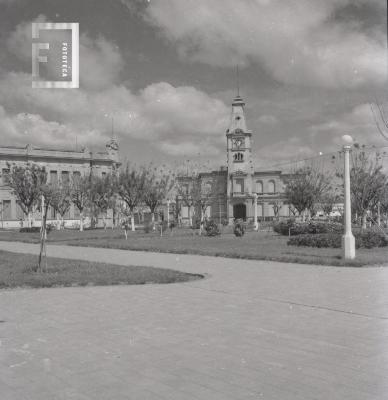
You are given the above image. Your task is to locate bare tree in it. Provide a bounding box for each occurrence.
[143,166,175,226]
[342,148,388,229]
[51,184,71,229]
[70,174,90,231]
[117,164,147,232]
[38,183,63,272]
[88,175,114,229]
[285,166,331,221]
[6,163,46,227]
[177,173,223,234]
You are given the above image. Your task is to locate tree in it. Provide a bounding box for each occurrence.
[70,174,90,231]
[285,166,331,221]
[38,183,63,272]
[117,164,147,231]
[50,184,71,229]
[321,191,341,218]
[177,173,222,234]
[143,166,175,226]
[88,174,114,229]
[347,149,387,229]
[176,178,195,227]
[6,163,47,227]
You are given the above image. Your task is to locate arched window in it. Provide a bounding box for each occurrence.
[233,152,244,162]
[256,180,263,194]
[268,180,276,193]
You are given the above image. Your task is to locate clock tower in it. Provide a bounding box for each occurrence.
[226,94,254,198]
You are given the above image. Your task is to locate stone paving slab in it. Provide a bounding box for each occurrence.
[0,241,388,399]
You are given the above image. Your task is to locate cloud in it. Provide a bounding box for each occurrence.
[0,72,229,155]
[309,103,385,147]
[79,34,124,90]
[257,115,278,125]
[143,0,386,88]
[0,16,230,157]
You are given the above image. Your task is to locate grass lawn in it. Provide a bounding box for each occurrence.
[0,250,202,289]
[0,227,387,267]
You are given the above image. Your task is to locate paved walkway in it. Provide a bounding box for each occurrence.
[0,242,388,400]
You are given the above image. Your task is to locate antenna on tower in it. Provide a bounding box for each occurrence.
[236,64,240,97]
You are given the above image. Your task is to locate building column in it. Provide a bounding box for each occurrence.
[253,193,258,231]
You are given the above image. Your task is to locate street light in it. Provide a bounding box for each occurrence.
[342,135,355,260]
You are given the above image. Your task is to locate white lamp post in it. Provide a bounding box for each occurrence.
[342,135,356,260]
[253,193,258,231]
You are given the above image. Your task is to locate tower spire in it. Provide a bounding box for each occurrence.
[236,65,240,97]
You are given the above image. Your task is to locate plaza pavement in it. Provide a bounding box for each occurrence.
[0,241,388,400]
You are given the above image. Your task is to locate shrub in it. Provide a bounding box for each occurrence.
[273,219,294,235]
[234,220,245,237]
[287,233,342,248]
[204,220,221,237]
[274,219,343,236]
[20,227,40,233]
[287,230,388,249]
[357,230,388,249]
[19,224,53,234]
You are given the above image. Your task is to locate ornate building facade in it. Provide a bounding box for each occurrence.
[0,139,120,228]
[178,94,291,225]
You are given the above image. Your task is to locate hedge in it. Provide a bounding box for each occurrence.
[274,219,343,236]
[287,230,388,249]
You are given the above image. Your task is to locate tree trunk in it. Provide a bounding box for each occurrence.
[362,213,367,230]
[188,206,192,227]
[199,208,204,236]
[27,211,32,228]
[151,212,156,230]
[38,205,49,273]
[131,214,135,232]
[79,211,84,232]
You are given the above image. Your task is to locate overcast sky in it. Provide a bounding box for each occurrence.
[0,0,387,170]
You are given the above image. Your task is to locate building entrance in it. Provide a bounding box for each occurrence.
[233,203,246,220]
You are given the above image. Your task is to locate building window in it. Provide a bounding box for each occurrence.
[268,180,276,193]
[234,178,244,193]
[1,168,10,185]
[50,171,58,184]
[233,152,244,162]
[2,200,11,220]
[256,180,263,194]
[61,171,70,184]
[73,171,81,178]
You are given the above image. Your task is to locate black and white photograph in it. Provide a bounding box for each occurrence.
[0,0,388,399]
